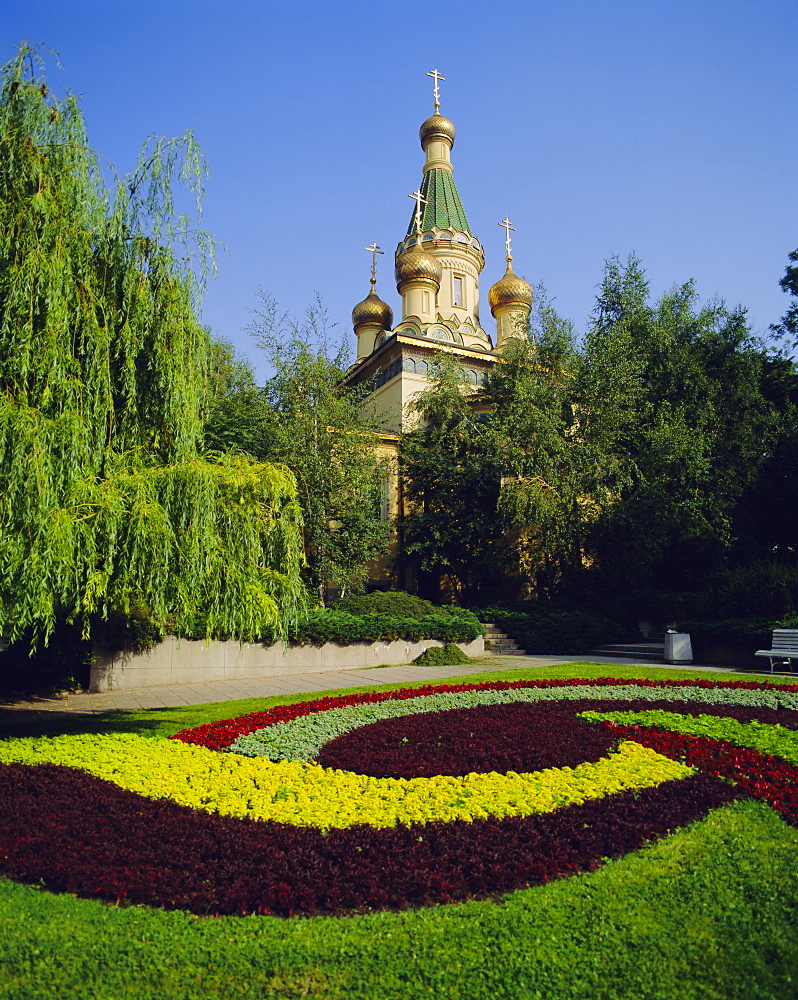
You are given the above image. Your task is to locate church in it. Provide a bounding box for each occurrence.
[345,70,534,431]
[343,71,535,591]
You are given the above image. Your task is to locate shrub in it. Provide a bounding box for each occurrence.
[333,592,469,620]
[93,604,164,653]
[280,611,483,647]
[0,623,91,696]
[679,615,798,667]
[412,643,475,666]
[696,561,798,619]
[470,606,628,655]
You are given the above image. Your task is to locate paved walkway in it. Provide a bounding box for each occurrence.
[0,654,745,718]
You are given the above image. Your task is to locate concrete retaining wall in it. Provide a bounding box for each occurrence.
[90,636,486,692]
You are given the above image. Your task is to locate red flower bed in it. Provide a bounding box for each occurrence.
[601,722,798,825]
[172,677,798,751]
[318,699,798,778]
[0,763,737,917]
[319,702,618,777]
[3,677,797,917]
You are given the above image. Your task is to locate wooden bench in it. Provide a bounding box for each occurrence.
[755,629,798,673]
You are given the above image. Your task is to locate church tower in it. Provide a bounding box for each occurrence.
[345,71,532,432]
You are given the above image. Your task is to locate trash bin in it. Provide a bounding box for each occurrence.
[665,632,693,665]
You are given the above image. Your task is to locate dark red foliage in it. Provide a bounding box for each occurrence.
[602,722,798,826]
[172,677,798,751]
[0,763,737,917]
[318,702,618,777]
[317,699,798,778]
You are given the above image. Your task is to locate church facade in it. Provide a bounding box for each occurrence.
[343,73,534,590]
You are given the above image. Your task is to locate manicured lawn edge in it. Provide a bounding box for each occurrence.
[1,798,796,1000]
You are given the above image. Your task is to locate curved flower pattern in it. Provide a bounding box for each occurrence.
[0,676,796,916]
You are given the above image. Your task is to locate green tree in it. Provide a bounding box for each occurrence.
[398,290,616,603]
[247,291,390,603]
[488,328,627,599]
[772,248,798,345]
[0,46,305,650]
[203,337,272,456]
[400,352,503,603]
[579,255,787,596]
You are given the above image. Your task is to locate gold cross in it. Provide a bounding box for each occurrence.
[499,217,516,260]
[427,68,445,111]
[409,189,427,235]
[365,243,383,287]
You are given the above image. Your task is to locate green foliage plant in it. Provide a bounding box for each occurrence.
[400,352,504,603]
[772,247,798,347]
[578,255,791,596]
[285,610,481,646]
[334,591,466,620]
[0,46,306,651]
[471,606,627,655]
[411,641,475,666]
[203,337,270,456]
[487,330,627,599]
[245,291,390,604]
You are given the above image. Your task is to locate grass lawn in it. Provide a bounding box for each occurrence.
[2,663,797,1000]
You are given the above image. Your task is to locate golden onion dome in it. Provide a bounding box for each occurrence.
[394,249,442,289]
[352,288,393,331]
[488,263,533,314]
[419,113,456,148]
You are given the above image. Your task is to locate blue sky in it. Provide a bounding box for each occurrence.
[4,0,797,376]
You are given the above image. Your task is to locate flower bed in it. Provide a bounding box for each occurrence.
[0,676,797,917]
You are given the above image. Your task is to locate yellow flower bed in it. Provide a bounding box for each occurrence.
[0,733,692,829]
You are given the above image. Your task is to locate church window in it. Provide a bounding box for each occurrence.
[403,357,416,372]
[466,369,478,384]
[453,275,464,307]
[416,359,429,375]
[423,290,430,313]
[422,233,434,242]
[457,233,469,243]
[429,327,449,342]
[439,230,452,240]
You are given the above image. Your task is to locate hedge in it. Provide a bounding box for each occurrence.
[282,610,483,646]
[471,607,628,655]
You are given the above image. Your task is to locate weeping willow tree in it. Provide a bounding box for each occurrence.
[0,46,305,651]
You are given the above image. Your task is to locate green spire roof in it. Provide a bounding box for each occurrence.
[405,168,471,238]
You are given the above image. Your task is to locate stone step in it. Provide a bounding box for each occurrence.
[481,623,527,656]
